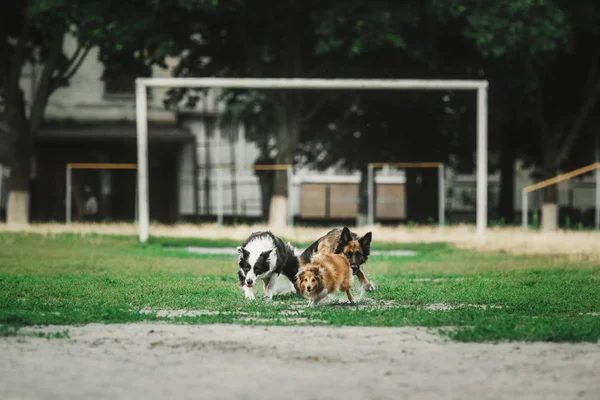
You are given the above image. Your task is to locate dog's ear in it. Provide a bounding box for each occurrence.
[260,249,273,260]
[340,227,353,243]
[358,232,372,257]
[296,269,305,282]
[237,246,249,259]
[335,227,353,253]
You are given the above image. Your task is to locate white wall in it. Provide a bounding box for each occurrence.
[178,119,264,217]
[177,117,411,218]
[19,33,177,123]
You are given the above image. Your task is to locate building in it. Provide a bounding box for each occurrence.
[15,35,194,224]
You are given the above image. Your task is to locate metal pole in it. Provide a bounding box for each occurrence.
[66,165,72,224]
[0,164,3,218]
[438,163,445,227]
[287,165,293,227]
[135,81,150,242]
[522,191,528,230]
[137,77,488,91]
[368,163,374,226]
[595,165,600,230]
[217,167,224,226]
[596,137,600,229]
[476,86,488,244]
[134,175,138,223]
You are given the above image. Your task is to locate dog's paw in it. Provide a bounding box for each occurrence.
[243,285,255,299]
[363,282,376,292]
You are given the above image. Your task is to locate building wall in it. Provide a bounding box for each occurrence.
[178,118,265,217]
[19,33,178,123]
[174,118,410,220]
[449,161,598,213]
[175,114,598,221]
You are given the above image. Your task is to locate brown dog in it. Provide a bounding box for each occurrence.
[296,253,354,306]
[299,227,375,291]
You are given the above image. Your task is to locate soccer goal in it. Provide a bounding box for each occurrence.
[367,162,445,226]
[135,78,489,243]
[65,163,137,224]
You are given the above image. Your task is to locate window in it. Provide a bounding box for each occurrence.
[102,50,152,99]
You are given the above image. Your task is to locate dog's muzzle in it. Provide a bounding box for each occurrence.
[306,285,312,293]
[246,278,254,287]
[351,265,360,275]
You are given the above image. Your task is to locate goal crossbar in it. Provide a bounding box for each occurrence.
[253,164,291,170]
[137,77,487,90]
[136,77,489,243]
[369,162,442,168]
[68,163,137,170]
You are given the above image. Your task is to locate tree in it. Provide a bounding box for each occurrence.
[296,4,490,226]
[164,0,418,227]
[435,0,600,229]
[0,0,170,224]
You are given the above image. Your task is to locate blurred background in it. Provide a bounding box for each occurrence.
[0,0,598,231]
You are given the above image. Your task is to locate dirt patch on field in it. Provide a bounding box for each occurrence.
[1,323,598,400]
[137,300,509,321]
[2,222,600,257]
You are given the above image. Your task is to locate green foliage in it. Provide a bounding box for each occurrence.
[313,1,410,57]
[433,0,569,61]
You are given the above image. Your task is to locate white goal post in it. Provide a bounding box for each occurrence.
[135,78,489,244]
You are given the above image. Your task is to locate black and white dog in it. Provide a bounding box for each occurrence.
[237,231,300,299]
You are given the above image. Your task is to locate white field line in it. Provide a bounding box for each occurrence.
[180,246,418,257]
[137,301,511,319]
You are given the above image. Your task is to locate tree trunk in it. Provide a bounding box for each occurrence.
[4,26,64,226]
[257,170,274,221]
[541,137,559,231]
[253,148,275,221]
[267,0,304,228]
[595,134,600,229]
[5,87,32,225]
[498,134,516,224]
[268,94,301,227]
[356,163,369,227]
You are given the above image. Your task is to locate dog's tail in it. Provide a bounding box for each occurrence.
[285,241,301,257]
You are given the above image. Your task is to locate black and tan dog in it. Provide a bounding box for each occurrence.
[299,227,375,291]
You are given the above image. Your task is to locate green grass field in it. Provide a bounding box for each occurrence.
[1,231,599,343]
